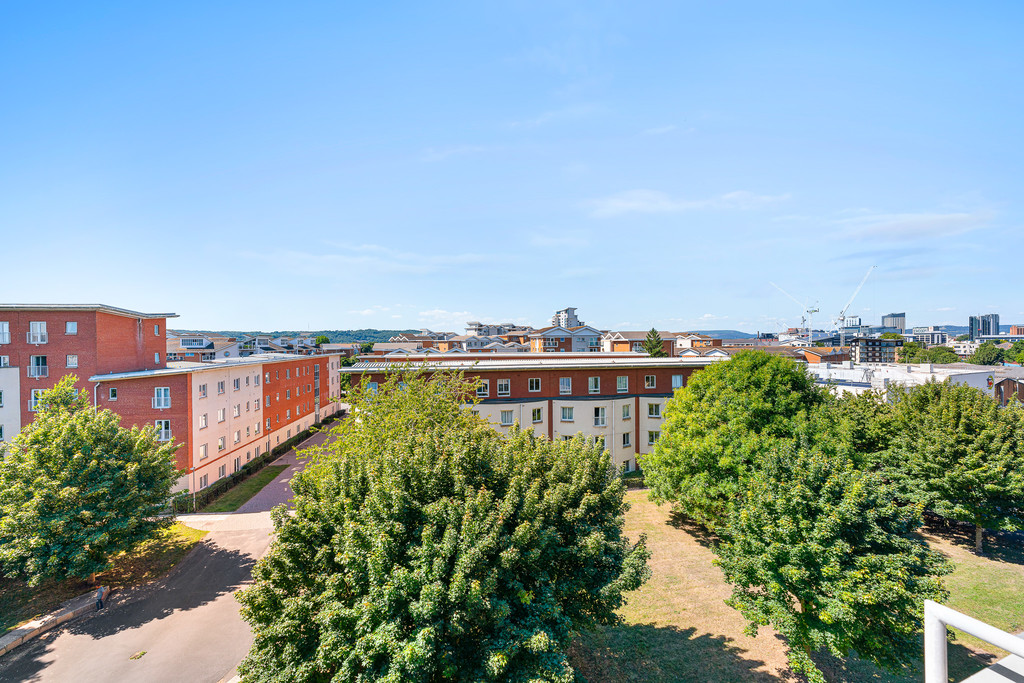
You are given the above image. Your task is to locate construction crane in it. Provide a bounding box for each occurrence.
[769,282,819,346]
[835,266,876,347]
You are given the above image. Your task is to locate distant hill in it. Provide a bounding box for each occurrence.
[172,329,418,344]
[683,330,757,339]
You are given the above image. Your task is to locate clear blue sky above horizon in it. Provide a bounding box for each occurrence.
[2,2,1021,333]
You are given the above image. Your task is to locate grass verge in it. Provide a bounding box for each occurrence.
[0,522,208,634]
[569,491,1024,683]
[199,464,288,513]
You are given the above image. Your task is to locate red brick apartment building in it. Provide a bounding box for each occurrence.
[342,354,720,472]
[0,304,344,493]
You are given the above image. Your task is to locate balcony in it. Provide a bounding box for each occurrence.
[27,365,48,378]
[27,332,48,345]
[152,397,171,409]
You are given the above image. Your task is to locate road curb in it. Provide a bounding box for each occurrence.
[0,586,109,657]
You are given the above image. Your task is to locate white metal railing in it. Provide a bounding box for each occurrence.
[27,365,48,378]
[27,332,48,344]
[151,397,171,409]
[924,600,1024,683]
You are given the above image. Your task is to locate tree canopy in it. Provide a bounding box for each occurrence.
[715,446,951,683]
[969,341,1005,366]
[899,342,959,364]
[236,370,650,682]
[642,350,827,527]
[641,328,667,357]
[0,376,180,585]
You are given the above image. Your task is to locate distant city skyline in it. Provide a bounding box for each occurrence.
[3,2,1023,333]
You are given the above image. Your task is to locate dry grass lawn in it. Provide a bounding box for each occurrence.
[569,491,1023,683]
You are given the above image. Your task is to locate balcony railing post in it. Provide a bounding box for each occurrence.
[923,601,948,683]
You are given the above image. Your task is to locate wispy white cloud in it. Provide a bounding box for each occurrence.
[242,243,505,276]
[588,189,790,218]
[835,210,992,241]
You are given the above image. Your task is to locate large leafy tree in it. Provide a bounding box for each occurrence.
[802,390,896,470]
[236,370,650,683]
[641,328,667,357]
[0,375,180,585]
[889,382,1024,553]
[969,341,1005,365]
[643,350,827,527]
[899,342,959,364]
[715,446,951,683]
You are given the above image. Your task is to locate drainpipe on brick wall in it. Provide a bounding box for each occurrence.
[93,383,101,410]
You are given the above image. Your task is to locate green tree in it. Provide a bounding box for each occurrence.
[313,334,330,346]
[641,328,667,357]
[236,370,650,682]
[0,376,180,585]
[803,390,896,470]
[643,350,827,527]
[969,341,1005,365]
[955,334,970,341]
[889,382,1024,553]
[359,341,374,353]
[900,343,959,364]
[925,346,960,364]
[1006,340,1024,363]
[715,446,951,683]
[879,332,905,340]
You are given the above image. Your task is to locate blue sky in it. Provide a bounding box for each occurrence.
[2,2,1021,333]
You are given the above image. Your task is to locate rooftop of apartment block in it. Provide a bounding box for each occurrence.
[0,303,178,319]
[88,352,341,382]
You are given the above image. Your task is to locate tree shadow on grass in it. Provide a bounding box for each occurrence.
[810,639,997,683]
[921,517,1024,567]
[570,622,798,683]
[665,511,721,550]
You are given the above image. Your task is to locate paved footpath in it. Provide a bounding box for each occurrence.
[0,429,333,683]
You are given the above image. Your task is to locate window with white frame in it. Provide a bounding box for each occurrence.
[154,352,160,364]
[218,464,226,478]
[645,375,656,389]
[648,430,660,446]
[109,387,117,401]
[497,379,510,396]
[217,408,225,422]
[477,380,489,398]
[153,387,171,409]
[286,369,290,379]
[65,321,77,335]
[672,374,685,390]
[531,407,542,422]
[588,376,600,394]
[155,420,171,441]
[154,323,160,336]
[66,354,78,368]
[199,413,208,429]
[559,377,571,395]
[594,406,606,426]
[561,406,574,421]
[0,321,9,344]
[528,377,541,392]
[246,426,250,437]
[255,398,260,410]
[286,409,291,419]
[233,404,241,418]
[255,421,260,434]
[218,437,226,451]
[246,401,250,412]
[0,356,8,367]
[265,372,270,383]
[233,378,241,391]
[199,474,208,489]
[234,430,241,443]
[286,389,291,399]
[265,418,271,430]
[648,403,661,418]
[29,388,44,411]
[500,410,514,426]
[254,374,260,386]
[217,381,225,394]
[28,355,47,378]
[622,403,631,419]
[198,383,207,398]
[622,432,631,447]
[617,376,628,393]
[28,321,47,344]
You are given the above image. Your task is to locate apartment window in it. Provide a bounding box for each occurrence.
[500,410,514,426]
[65,321,77,335]
[622,432,631,448]
[154,324,160,336]
[672,374,685,390]
[562,435,573,441]
[286,410,291,419]
[0,390,3,407]
[233,404,241,418]
[198,383,207,398]
[153,387,171,409]
[265,418,271,430]
[645,375,656,389]
[217,381,225,394]
[622,403,631,420]
[29,389,44,411]
[233,378,241,391]
[0,322,9,344]
[531,407,543,423]
[217,408,226,423]
[218,437,226,451]
[0,425,3,440]
[255,421,260,434]
[0,356,8,367]
[199,474,208,489]
[265,372,270,383]
[28,355,48,378]
[109,387,117,401]
[286,389,291,399]
[245,376,250,387]
[594,406,606,427]
[286,369,290,379]
[154,353,160,364]
[648,403,662,418]
[477,380,489,398]
[234,430,241,444]
[254,374,260,386]
[255,398,260,410]
[561,406,574,422]
[196,413,207,429]
[66,354,78,368]
[528,377,541,392]
[218,464,226,479]
[471,410,479,417]
[246,401,250,412]
[366,382,378,393]
[246,426,250,437]
[617,376,628,393]
[497,379,510,397]
[155,420,171,441]
[28,321,47,344]
[559,377,571,395]
[648,431,660,446]
[276,370,279,379]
